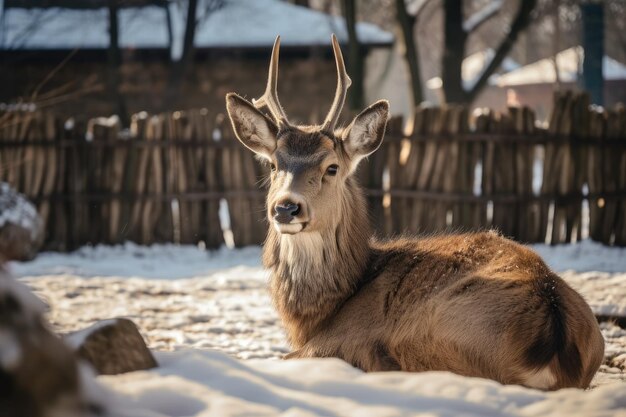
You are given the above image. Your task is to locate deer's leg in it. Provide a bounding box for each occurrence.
[283,349,306,360]
[283,339,401,372]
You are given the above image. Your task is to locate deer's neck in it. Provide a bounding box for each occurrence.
[263,178,371,348]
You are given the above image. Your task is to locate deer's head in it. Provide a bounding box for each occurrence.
[226,35,389,235]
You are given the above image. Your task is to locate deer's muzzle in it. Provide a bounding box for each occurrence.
[274,201,301,224]
[272,196,308,234]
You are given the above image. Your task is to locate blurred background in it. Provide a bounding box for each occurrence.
[1,0,625,251]
[2,0,625,121]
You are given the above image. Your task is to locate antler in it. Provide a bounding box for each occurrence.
[253,36,289,126]
[322,34,352,132]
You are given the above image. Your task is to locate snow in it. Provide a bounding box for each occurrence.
[533,239,626,274]
[97,349,626,417]
[194,0,394,48]
[65,318,118,350]
[563,271,626,317]
[0,267,46,317]
[10,242,262,279]
[1,6,170,51]
[496,46,626,87]
[406,0,428,17]
[0,182,41,239]
[1,0,393,56]
[16,267,283,358]
[7,239,626,416]
[426,49,520,91]
[462,0,504,33]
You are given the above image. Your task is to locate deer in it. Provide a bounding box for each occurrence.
[224,34,605,390]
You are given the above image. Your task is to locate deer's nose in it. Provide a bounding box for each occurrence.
[274,201,301,223]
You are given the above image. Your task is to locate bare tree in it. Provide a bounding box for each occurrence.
[165,0,198,107]
[552,0,562,88]
[395,0,426,107]
[341,0,364,111]
[581,2,604,105]
[107,0,128,124]
[179,0,199,75]
[165,0,224,108]
[441,0,537,104]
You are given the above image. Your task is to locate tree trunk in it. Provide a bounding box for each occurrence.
[107,0,128,125]
[581,3,604,105]
[442,0,537,105]
[466,0,537,103]
[180,0,198,70]
[442,0,468,104]
[553,0,561,89]
[395,0,424,107]
[164,3,174,53]
[166,0,198,108]
[341,0,364,111]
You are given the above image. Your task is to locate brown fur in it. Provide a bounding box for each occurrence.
[224,55,604,390]
[269,197,604,388]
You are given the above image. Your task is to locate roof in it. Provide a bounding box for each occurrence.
[1,0,394,57]
[194,0,393,48]
[496,47,626,87]
[1,6,169,51]
[426,49,520,90]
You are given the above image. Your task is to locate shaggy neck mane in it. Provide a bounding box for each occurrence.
[263,177,371,348]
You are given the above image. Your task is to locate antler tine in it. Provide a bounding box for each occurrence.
[322,34,352,132]
[253,36,289,126]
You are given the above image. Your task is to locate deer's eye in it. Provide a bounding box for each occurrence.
[326,164,339,176]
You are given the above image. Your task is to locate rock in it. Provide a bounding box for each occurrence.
[0,269,103,417]
[0,183,44,262]
[66,318,158,375]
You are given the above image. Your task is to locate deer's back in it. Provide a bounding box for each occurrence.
[298,231,604,389]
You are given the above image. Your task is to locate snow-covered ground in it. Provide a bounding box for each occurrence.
[99,350,626,417]
[9,240,626,417]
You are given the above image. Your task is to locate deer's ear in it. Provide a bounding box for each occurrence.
[342,100,389,170]
[225,93,278,160]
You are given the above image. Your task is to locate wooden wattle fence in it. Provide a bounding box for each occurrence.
[0,91,625,251]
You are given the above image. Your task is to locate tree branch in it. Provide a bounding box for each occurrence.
[164,2,173,54]
[107,0,128,125]
[467,0,537,102]
[442,0,468,103]
[396,0,423,106]
[180,0,198,64]
[165,0,198,109]
[463,0,504,33]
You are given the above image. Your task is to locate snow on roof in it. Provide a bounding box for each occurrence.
[463,49,520,83]
[193,0,393,48]
[1,0,393,56]
[426,48,520,90]
[1,6,170,50]
[497,46,626,87]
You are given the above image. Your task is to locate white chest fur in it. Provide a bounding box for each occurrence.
[279,232,327,282]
